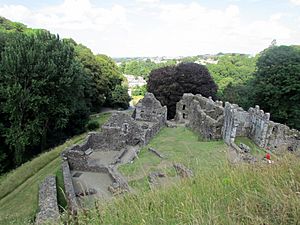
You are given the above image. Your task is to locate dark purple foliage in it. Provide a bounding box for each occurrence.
[147,62,217,119]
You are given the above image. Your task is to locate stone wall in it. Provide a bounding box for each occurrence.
[175,94,300,152]
[133,92,167,124]
[61,161,79,213]
[35,176,60,224]
[60,93,167,207]
[63,93,167,164]
[223,102,300,151]
[175,93,224,140]
[223,102,250,144]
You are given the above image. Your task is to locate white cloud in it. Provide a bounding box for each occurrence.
[0,0,298,57]
[136,0,160,3]
[290,0,300,6]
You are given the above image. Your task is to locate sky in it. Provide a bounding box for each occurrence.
[0,0,300,57]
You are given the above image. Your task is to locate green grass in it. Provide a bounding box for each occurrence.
[235,136,267,157]
[119,127,228,191]
[88,112,112,130]
[56,167,67,210]
[0,135,85,225]
[0,112,111,225]
[63,128,300,225]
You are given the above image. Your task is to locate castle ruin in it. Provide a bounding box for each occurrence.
[37,92,299,222]
[175,93,300,152]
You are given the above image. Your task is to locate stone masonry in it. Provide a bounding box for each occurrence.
[35,176,60,224]
[61,92,167,210]
[175,93,224,140]
[223,103,300,151]
[175,93,300,152]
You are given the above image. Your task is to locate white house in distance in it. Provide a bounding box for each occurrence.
[124,74,147,96]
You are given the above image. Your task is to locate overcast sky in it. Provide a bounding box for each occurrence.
[1,0,300,57]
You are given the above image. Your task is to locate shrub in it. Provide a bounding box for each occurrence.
[87,120,100,131]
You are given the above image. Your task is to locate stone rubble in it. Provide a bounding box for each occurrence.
[239,143,251,153]
[148,147,164,159]
[173,163,194,178]
[148,171,166,185]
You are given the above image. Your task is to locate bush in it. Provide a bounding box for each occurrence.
[87,120,100,131]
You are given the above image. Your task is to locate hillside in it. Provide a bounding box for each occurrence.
[0,112,300,224]
[0,113,111,225]
[62,127,300,224]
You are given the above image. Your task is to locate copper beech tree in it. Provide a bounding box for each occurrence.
[148,63,217,119]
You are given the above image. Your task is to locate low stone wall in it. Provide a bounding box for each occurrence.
[61,161,79,213]
[108,167,130,191]
[35,176,60,224]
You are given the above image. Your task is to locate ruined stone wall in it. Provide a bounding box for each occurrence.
[175,93,224,140]
[133,92,167,124]
[223,102,250,144]
[36,176,60,224]
[223,102,300,151]
[61,161,79,213]
[175,94,299,151]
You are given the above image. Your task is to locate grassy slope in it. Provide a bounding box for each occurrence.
[88,112,112,127]
[0,135,85,225]
[67,127,300,225]
[119,127,228,191]
[0,113,111,225]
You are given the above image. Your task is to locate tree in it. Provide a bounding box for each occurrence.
[72,43,106,112]
[206,54,257,95]
[252,45,300,130]
[0,31,89,165]
[132,85,147,96]
[95,54,124,105]
[110,85,131,109]
[147,62,217,119]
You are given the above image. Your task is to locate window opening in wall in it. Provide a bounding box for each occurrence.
[182,105,186,110]
[183,113,187,119]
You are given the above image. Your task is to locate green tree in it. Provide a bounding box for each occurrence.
[110,85,131,109]
[132,85,147,96]
[95,54,124,105]
[72,43,106,112]
[0,31,88,165]
[252,45,300,129]
[207,54,257,94]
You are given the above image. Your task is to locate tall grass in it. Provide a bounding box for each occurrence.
[64,155,300,225]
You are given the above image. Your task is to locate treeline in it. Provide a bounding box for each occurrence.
[206,54,257,109]
[119,59,177,79]
[122,48,299,131]
[208,46,300,131]
[0,17,130,173]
